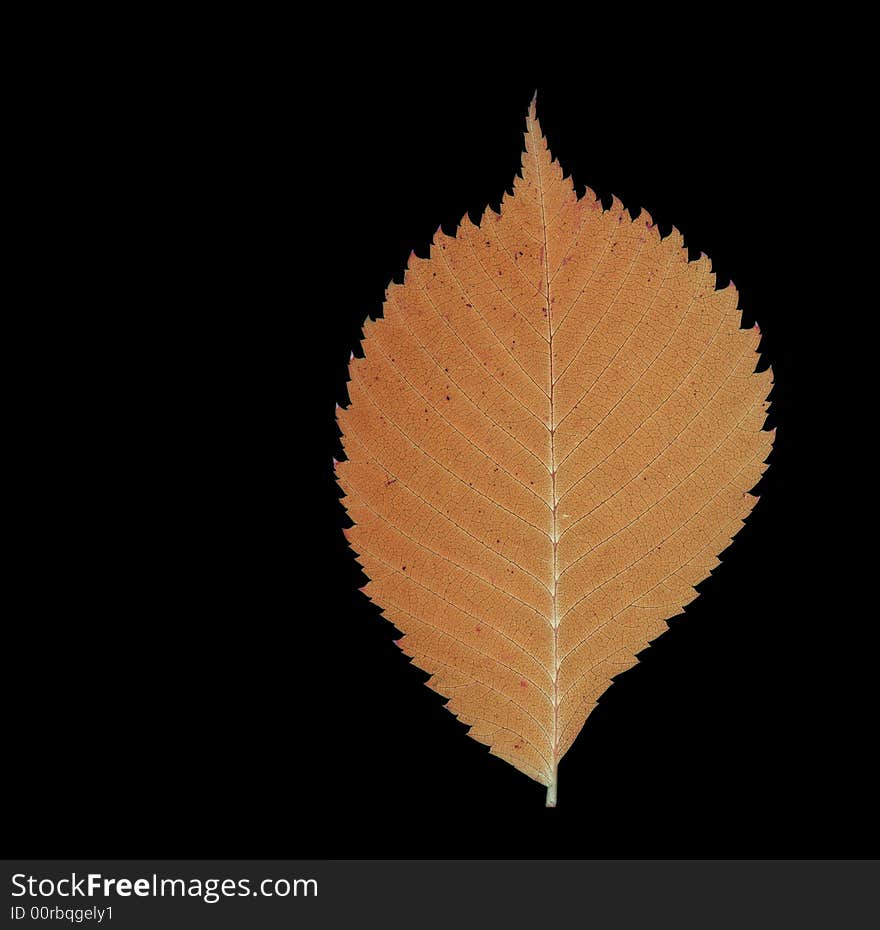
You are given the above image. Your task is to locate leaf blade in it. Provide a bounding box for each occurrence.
[337,97,773,804]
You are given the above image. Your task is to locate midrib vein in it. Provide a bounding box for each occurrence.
[530,115,560,808]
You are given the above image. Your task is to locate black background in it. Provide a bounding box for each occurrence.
[7,57,874,860]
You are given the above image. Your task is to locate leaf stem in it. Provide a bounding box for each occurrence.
[546,773,557,807]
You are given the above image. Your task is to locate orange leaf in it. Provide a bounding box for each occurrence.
[336,96,773,806]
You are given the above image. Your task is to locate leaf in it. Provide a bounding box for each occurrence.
[335,96,773,806]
